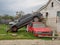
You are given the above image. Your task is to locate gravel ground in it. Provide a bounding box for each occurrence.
[0,40,60,45]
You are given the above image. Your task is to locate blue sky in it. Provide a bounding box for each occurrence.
[0,0,48,16]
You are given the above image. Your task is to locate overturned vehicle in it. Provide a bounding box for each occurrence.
[8,13,43,32]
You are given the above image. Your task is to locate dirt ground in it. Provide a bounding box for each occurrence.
[0,40,60,45]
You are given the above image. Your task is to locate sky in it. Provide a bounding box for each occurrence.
[0,0,49,16]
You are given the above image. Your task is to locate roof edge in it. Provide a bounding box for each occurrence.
[37,0,52,12]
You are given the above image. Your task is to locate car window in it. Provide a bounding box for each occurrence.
[18,14,31,22]
[33,23,45,28]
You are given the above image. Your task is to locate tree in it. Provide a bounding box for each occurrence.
[2,14,15,21]
[16,11,24,18]
[0,16,2,20]
[2,14,9,19]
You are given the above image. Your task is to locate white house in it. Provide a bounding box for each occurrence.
[37,0,60,32]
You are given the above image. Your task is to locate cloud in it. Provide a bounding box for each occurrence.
[0,0,49,16]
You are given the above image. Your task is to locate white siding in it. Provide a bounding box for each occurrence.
[39,0,60,32]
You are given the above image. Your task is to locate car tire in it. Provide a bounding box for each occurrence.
[11,26,18,32]
[33,16,40,22]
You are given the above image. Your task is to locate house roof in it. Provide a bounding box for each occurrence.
[37,0,51,12]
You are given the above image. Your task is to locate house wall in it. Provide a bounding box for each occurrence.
[38,0,60,32]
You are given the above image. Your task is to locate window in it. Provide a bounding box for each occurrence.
[57,11,60,17]
[57,11,60,22]
[46,12,48,18]
[57,0,60,2]
[56,0,60,4]
[51,2,54,7]
[33,23,45,28]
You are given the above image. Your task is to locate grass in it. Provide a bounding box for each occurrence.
[0,24,52,40]
[0,24,8,34]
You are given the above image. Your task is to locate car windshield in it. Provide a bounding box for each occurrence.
[33,23,45,28]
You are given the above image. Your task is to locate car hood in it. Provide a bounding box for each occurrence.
[33,27,52,32]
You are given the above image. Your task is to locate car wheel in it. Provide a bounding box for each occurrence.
[33,16,40,22]
[11,26,18,32]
